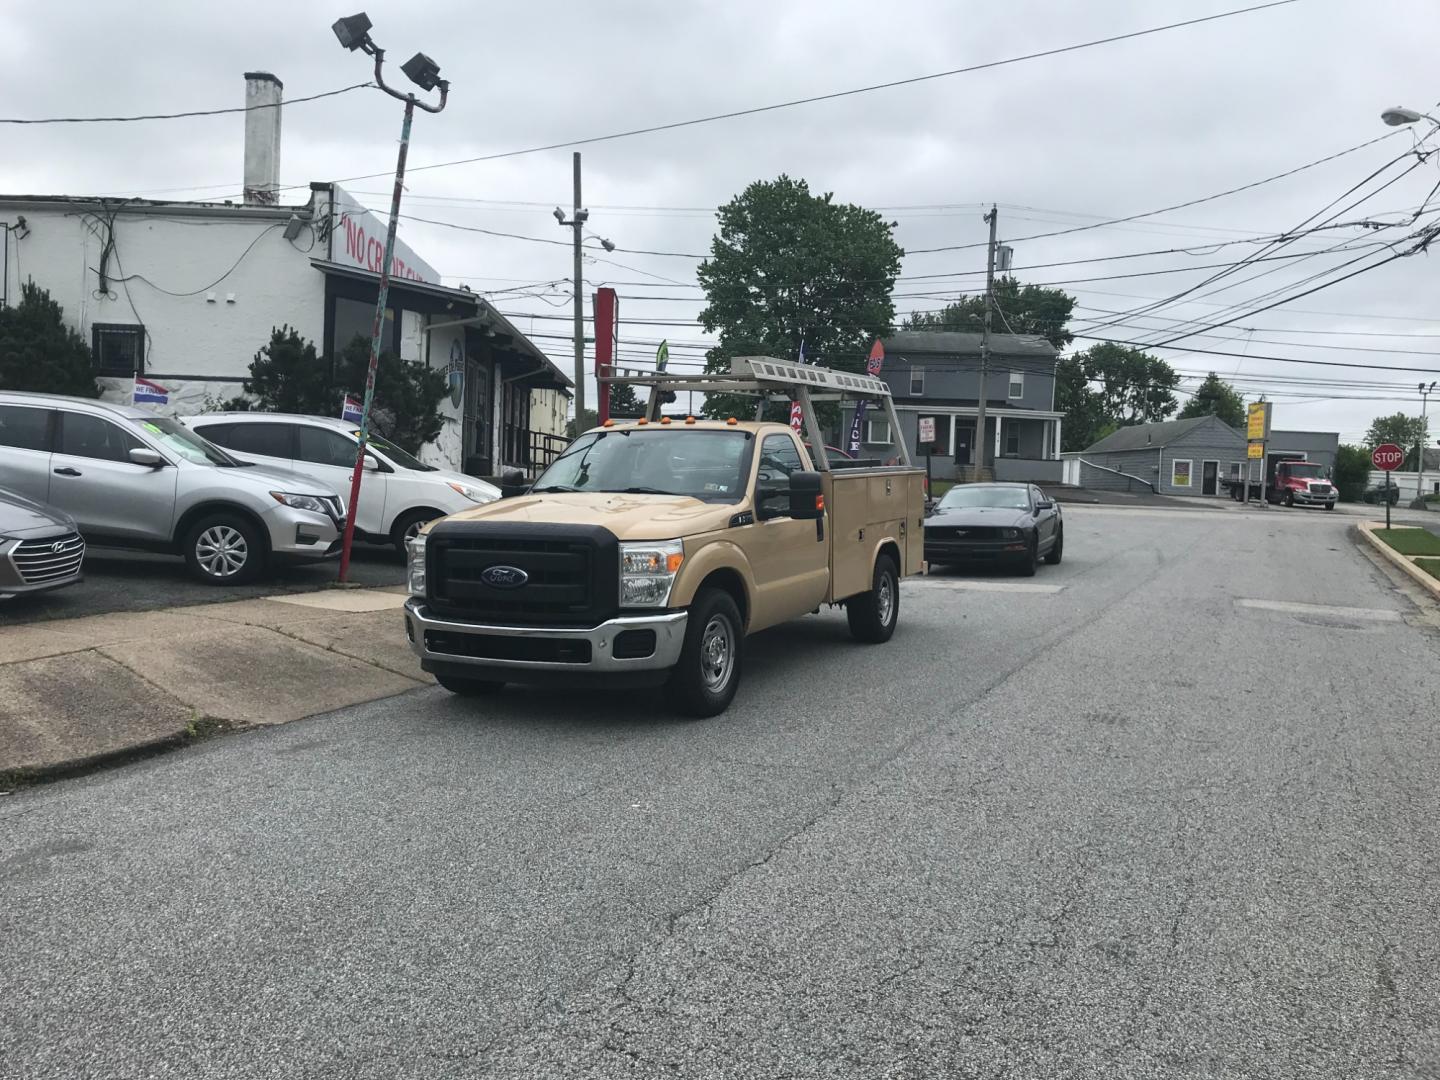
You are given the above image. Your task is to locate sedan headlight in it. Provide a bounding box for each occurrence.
[271,491,331,515]
[619,540,684,608]
[446,480,496,504]
[407,533,427,597]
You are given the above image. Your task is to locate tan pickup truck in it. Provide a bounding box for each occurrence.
[402,358,924,715]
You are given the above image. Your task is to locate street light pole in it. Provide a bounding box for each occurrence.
[331,13,449,583]
[571,153,585,423]
[1416,381,1436,508]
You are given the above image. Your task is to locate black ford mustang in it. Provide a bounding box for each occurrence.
[923,482,1062,576]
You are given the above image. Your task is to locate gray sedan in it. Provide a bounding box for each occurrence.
[0,486,85,599]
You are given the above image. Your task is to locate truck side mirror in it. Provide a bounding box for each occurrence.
[788,471,824,520]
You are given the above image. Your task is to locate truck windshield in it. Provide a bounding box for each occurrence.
[533,429,752,502]
[1286,464,1324,479]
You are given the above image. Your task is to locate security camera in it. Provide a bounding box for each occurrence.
[553,207,566,223]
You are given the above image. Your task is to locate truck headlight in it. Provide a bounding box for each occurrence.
[619,540,684,608]
[407,533,427,597]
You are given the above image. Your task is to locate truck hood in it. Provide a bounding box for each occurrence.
[437,491,738,540]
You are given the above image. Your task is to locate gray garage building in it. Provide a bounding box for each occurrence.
[1062,417,1340,496]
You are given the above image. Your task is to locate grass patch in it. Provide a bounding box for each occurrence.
[1373,528,1440,557]
[1416,558,1440,581]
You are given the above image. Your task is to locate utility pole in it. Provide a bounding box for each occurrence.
[554,153,588,424]
[976,205,998,481]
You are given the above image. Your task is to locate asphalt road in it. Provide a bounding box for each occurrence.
[0,543,406,625]
[3,507,1438,1078]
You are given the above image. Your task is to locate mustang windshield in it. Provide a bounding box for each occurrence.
[938,486,1031,511]
[533,429,752,502]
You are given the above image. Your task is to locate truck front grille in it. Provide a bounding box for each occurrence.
[425,521,619,627]
[11,533,85,584]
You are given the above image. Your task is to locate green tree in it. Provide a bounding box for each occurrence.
[1364,412,1429,469]
[1073,341,1180,425]
[239,325,333,414]
[1178,371,1246,428]
[335,334,447,453]
[0,282,100,397]
[1054,356,1109,452]
[901,277,1076,351]
[1333,444,1373,501]
[607,381,643,419]
[696,175,903,422]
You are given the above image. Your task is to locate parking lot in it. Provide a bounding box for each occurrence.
[0,542,405,625]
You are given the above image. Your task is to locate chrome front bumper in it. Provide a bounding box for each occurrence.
[404,599,688,675]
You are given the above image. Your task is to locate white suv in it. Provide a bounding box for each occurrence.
[183,413,500,552]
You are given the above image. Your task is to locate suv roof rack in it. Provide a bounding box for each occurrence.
[598,356,909,470]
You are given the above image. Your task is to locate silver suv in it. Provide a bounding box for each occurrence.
[0,392,344,584]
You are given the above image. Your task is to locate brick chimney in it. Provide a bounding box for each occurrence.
[243,72,283,204]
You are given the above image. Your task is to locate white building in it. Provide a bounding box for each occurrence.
[0,72,571,478]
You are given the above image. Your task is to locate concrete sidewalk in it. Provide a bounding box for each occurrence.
[0,586,426,783]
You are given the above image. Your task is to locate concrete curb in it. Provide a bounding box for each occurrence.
[1356,521,1440,601]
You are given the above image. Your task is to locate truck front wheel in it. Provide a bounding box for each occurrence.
[848,554,899,644]
[665,588,743,717]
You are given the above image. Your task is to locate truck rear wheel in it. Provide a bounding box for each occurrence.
[847,554,899,644]
[665,588,743,717]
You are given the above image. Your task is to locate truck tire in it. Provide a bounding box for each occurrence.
[435,673,505,696]
[1284,491,1295,507]
[665,587,743,717]
[847,554,899,644]
[1045,526,1064,565]
[1325,501,1336,511]
[183,511,265,585]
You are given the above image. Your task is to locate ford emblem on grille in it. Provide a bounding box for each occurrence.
[480,564,529,589]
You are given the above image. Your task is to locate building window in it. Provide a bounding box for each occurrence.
[1008,372,1024,399]
[1172,458,1193,488]
[909,367,924,396]
[93,324,144,378]
[1005,425,1020,457]
[866,419,891,445]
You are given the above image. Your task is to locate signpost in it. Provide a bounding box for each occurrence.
[918,416,936,496]
[1247,402,1272,507]
[1373,442,1405,529]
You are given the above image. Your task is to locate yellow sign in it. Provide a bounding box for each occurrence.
[1247,402,1269,441]
[1248,441,1264,459]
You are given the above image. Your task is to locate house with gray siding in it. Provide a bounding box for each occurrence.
[842,331,1066,482]
[1064,415,1245,496]
[1064,417,1343,496]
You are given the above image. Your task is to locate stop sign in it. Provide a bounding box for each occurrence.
[1372,443,1406,470]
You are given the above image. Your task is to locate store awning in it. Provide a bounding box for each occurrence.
[312,259,570,391]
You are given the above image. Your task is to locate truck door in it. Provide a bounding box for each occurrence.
[747,432,829,631]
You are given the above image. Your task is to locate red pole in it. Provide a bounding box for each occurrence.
[339,96,415,582]
[595,287,617,424]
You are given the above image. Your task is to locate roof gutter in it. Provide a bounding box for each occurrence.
[0,194,310,222]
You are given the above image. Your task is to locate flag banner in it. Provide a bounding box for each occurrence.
[846,340,886,455]
[790,339,806,432]
[132,376,169,406]
[341,395,364,423]
[656,340,669,372]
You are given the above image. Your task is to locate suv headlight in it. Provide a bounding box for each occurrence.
[446,480,496,504]
[620,540,684,608]
[271,491,331,515]
[407,533,427,597]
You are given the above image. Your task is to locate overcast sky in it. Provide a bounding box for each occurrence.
[4,0,1439,441]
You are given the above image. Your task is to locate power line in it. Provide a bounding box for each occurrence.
[0,83,374,124]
